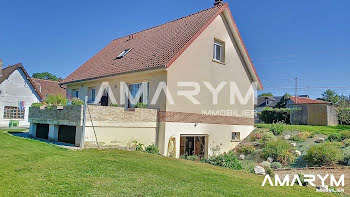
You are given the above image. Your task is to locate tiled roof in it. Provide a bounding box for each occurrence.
[290,96,328,104]
[31,78,66,98]
[60,4,227,84]
[0,63,44,99]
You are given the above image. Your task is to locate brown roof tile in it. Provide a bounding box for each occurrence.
[31,78,66,98]
[61,4,226,84]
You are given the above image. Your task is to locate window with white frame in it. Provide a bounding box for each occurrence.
[213,39,225,63]
[231,132,240,142]
[3,106,25,119]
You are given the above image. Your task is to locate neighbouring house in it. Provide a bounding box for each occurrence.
[31,78,66,99]
[0,62,42,128]
[28,2,263,158]
[255,96,283,112]
[286,96,329,108]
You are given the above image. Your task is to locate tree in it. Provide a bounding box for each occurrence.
[321,89,340,105]
[258,92,274,97]
[32,72,63,81]
[274,93,291,109]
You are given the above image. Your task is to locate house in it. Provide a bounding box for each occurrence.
[255,96,282,112]
[28,1,263,158]
[0,62,42,128]
[31,78,66,99]
[286,96,328,108]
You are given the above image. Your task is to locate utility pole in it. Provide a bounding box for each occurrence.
[295,77,298,104]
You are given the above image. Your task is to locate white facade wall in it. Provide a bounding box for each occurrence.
[0,69,40,128]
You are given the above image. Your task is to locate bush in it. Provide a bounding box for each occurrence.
[305,142,343,166]
[260,108,290,124]
[270,122,284,136]
[144,144,159,155]
[70,97,84,106]
[261,132,277,144]
[132,140,144,151]
[337,108,350,125]
[261,140,295,165]
[270,162,282,169]
[241,161,255,173]
[343,146,350,161]
[264,166,275,177]
[340,131,350,140]
[327,133,342,142]
[44,94,68,106]
[31,103,43,107]
[237,144,255,155]
[261,161,270,168]
[250,130,265,141]
[206,151,242,170]
[135,102,147,108]
[291,132,313,142]
[343,139,350,147]
[296,174,308,186]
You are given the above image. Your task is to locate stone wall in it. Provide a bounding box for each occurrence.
[29,106,83,126]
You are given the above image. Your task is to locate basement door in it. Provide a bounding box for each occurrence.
[180,135,208,158]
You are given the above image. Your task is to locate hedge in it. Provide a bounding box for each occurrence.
[260,108,291,124]
[338,108,350,125]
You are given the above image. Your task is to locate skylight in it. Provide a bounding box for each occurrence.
[116,48,132,59]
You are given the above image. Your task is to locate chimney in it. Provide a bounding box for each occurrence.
[0,59,3,77]
[214,0,224,6]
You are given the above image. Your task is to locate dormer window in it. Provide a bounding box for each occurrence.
[116,48,132,59]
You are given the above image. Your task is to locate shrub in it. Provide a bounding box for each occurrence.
[295,174,308,186]
[327,133,342,142]
[241,160,255,173]
[270,122,284,136]
[250,130,264,141]
[44,94,68,106]
[144,144,159,155]
[264,166,275,177]
[70,97,84,106]
[237,144,255,155]
[343,139,350,147]
[343,147,350,162]
[206,151,242,170]
[291,132,312,142]
[110,104,119,107]
[340,131,350,140]
[270,162,282,169]
[135,102,147,108]
[132,140,144,151]
[185,155,200,161]
[31,103,43,107]
[261,140,295,165]
[261,132,277,144]
[305,142,343,166]
[337,108,350,125]
[261,161,270,168]
[260,108,290,124]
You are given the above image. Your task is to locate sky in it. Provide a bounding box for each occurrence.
[1,0,349,99]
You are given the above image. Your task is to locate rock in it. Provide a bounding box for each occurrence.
[267,157,274,163]
[239,154,245,160]
[283,135,291,140]
[291,143,297,147]
[254,166,266,175]
[316,185,328,192]
[315,138,325,143]
[295,150,302,156]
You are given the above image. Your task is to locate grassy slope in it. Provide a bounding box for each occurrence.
[256,124,350,135]
[0,132,335,197]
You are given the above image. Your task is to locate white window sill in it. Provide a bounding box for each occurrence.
[212,59,226,65]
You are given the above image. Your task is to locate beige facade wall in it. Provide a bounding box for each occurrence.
[159,122,254,157]
[66,69,167,111]
[166,14,255,118]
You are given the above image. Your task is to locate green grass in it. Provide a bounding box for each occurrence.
[0,132,335,197]
[256,123,350,135]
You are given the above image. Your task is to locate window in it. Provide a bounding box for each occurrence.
[127,82,149,108]
[231,132,240,142]
[213,39,225,63]
[3,106,25,119]
[116,48,132,59]
[91,89,96,102]
[71,89,79,98]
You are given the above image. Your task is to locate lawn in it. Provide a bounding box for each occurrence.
[0,132,335,197]
[256,123,350,135]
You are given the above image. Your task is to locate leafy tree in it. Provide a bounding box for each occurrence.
[337,95,350,108]
[258,92,274,97]
[321,89,339,105]
[32,72,62,81]
[274,93,291,108]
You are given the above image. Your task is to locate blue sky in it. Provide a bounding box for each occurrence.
[1,0,349,98]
